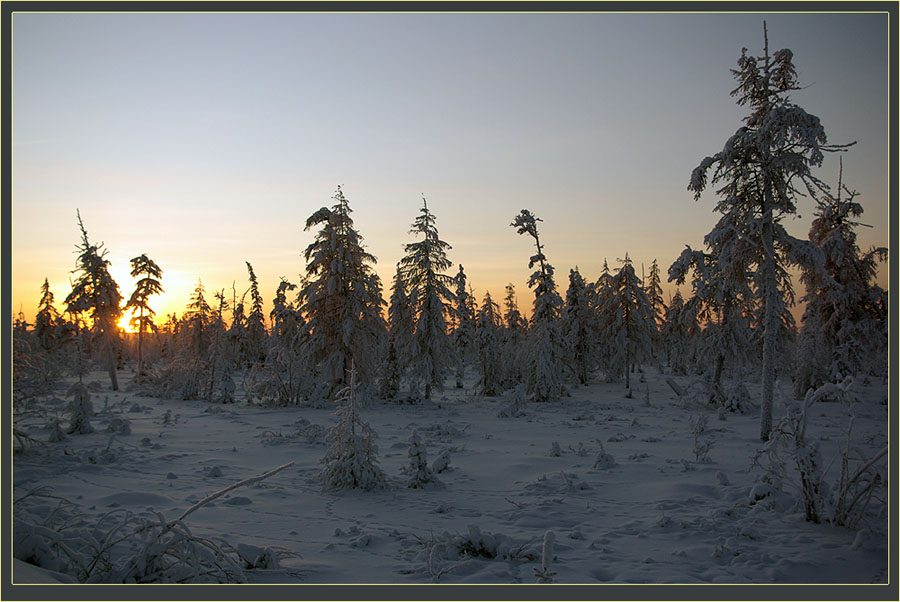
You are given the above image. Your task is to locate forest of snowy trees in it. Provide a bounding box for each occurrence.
[9,23,891,586]
[9,21,886,486]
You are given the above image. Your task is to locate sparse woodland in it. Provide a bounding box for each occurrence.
[11,25,889,585]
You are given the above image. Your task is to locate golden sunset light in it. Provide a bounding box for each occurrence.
[8,6,892,592]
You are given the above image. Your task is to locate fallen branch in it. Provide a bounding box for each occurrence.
[178,461,295,522]
[665,378,684,397]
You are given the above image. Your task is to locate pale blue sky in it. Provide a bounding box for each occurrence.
[12,11,890,322]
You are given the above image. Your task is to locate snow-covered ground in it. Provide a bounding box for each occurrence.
[12,365,889,585]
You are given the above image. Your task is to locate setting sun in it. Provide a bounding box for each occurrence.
[117,312,137,333]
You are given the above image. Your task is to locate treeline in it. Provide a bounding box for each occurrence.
[13,26,887,443]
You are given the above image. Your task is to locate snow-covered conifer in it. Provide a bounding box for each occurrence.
[660,289,696,375]
[185,279,214,358]
[243,262,268,367]
[270,278,299,346]
[645,259,666,357]
[34,278,61,351]
[64,210,122,390]
[400,196,456,400]
[474,291,504,396]
[65,382,94,434]
[688,23,851,440]
[563,267,595,386]
[320,367,386,491]
[794,162,888,397]
[669,244,754,406]
[124,254,163,381]
[299,186,387,400]
[511,209,565,402]
[406,430,439,488]
[601,254,655,390]
[501,283,526,386]
[451,265,475,387]
[380,265,415,399]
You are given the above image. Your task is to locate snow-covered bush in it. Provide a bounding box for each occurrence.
[756,378,887,528]
[320,370,387,491]
[405,430,439,488]
[497,384,527,418]
[592,441,616,470]
[65,383,94,435]
[533,530,557,583]
[689,414,714,463]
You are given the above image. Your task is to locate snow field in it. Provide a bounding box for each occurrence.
[12,367,888,584]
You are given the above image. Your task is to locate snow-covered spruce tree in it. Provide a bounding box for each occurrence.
[602,254,655,391]
[124,254,163,382]
[660,289,697,375]
[185,279,214,358]
[501,283,526,387]
[451,265,475,388]
[224,285,247,370]
[242,262,268,368]
[299,186,387,401]
[400,196,456,400]
[320,366,387,491]
[474,291,504,396]
[669,240,756,406]
[405,430,439,488]
[511,209,565,402]
[687,23,850,440]
[206,289,234,402]
[34,278,62,352]
[563,267,595,386]
[794,163,888,397]
[645,258,667,358]
[591,259,616,382]
[379,265,416,400]
[270,278,298,346]
[64,210,122,391]
[65,382,94,434]
[245,278,309,406]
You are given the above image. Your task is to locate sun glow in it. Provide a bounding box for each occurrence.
[117,312,137,333]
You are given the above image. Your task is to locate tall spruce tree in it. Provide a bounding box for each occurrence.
[687,23,850,440]
[124,254,163,381]
[379,265,416,399]
[299,186,387,400]
[34,278,61,351]
[563,267,594,386]
[602,254,655,390]
[64,211,122,390]
[511,209,565,402]
[452,264,475,387]
[244,261,268,367]
[400,196,456,400]
[474,291,504,396]
[794,162,888,396]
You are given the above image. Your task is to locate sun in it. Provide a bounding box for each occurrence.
[117,313,137,333]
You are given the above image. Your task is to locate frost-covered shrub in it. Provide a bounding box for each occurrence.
[432,450,451,473]
[689,414,714,463]
[320,372,387,491]
[405,431,439,488]
[497,384,527,418]
[592,441,616,470]
[46,418,67,443]
[65,383,94,435]
[533,530,557,583]
[755,378,887,528]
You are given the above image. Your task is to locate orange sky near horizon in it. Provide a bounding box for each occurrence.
[11,12,891,330]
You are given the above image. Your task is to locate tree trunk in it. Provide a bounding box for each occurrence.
[760,202,778,441]
[105,334,119,391]
[136,308,145,383]
[625,348,631,390]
